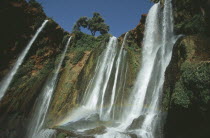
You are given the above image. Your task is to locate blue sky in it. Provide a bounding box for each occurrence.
[36,0,153,37]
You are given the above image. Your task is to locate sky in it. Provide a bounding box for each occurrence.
[36,0,153,37]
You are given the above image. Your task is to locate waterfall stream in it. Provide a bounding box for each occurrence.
[97,0,177,137]
[59,34,129,125]
[58,0,177,137]
[27,37,72,138]
[0,20,48,100]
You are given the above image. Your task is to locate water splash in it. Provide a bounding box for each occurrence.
[0,20,48,100]
[27,37,72,138]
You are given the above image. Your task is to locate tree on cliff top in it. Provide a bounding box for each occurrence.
[73,12,109,36]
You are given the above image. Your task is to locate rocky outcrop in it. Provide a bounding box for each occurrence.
[162,0,210,138]
[172,0,210,35]
[0,0,68,138]
[47,33,110,126]
[163,35,210,138]
[0,0,46,80]
[129,14,147,48]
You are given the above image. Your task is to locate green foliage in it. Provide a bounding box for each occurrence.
[68,32,110,65]
[73,32,110,51]
[172,81,191,108]
[73,17,88,32]
[14,60,35,80]
[71,51,85,65]
[73,12,109,36]
[181,62,210,90]
[175,14,207,34]
[172,62,210,109]
[162,88,171,111]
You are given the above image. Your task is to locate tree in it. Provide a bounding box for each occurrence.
[73,17,88,31]
[73,12,109,36]
[76,16,88,28]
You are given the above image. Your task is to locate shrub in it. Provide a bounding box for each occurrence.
[172,81,191,108]
[175,14,207,34]
[172,62,210,109]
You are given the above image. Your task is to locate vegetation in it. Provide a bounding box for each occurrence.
[67,32,110,65]
[172,81,192,108]
[71,51,85,65]
[175,14,207,34]
[73,12,110,36]
[72,32,110,51]
[171,62,210,109]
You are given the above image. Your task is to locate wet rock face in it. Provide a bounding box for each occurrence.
[128,115,146,130]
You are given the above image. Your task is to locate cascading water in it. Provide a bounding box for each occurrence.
[59,34,129,126]
[27,37,72,138]
[0,20,48,100]
[59,36,118,124]
[58,0,176,137]
[100,0,177,137]
[105,33,128,119]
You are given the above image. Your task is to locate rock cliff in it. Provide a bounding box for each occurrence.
[162,0,210,138]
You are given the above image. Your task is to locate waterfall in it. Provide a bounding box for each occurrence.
[105,32,128,119]
[106,33,128,113]
[57,0,176,137]
[117,0,176,137]
[119,2,162,129]
[27,37,72,138]
[95,0,177,137]
[0,20,48,100]
[59,36,118,124]
[59,35,129,125]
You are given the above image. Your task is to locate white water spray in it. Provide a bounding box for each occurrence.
[27,37,72,138]
[0,20,48,100]
[116,0,176,137]
[105,32,129,119]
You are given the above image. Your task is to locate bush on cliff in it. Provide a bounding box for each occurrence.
[172,62,210,110]
[175,14,207,35]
